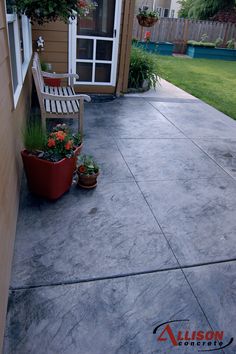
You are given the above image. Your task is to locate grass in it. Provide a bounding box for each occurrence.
[157,56,236,120]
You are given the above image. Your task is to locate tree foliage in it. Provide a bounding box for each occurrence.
[178,0,236,20]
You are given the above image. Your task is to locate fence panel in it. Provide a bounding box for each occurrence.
[133,17,236,52]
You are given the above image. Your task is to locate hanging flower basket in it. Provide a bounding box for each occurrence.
[137,15,158,28]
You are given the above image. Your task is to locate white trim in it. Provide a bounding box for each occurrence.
[77,82,114,86]
[111,0,122,86]
[69,0,122,87]
[76,59,112,64]
[6,12,32,108]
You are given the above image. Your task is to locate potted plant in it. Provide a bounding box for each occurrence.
[53,124,83,168]
[137,31,174,56]
[77,155,99,189]
[136,6,159,27]
[40,61,62,87]
[21,122,82,200]
[13,0,97,25]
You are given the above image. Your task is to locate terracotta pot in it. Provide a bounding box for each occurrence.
[44,77,61,87]
[137,15,158,27]
[77,172,99,189]
[21,150,75,200]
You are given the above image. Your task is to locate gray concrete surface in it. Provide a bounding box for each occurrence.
[4,81,236,353]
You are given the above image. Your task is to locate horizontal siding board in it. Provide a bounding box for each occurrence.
[32,21,68,32]
[32,30,68,42]
[40,41,68,53]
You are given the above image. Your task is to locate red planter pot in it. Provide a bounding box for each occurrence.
[44,78,61,87]
[21,150,75,200]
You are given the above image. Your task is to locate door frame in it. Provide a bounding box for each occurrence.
[68,0,122,86]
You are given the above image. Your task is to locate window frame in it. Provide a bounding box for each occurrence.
[6,12,32,108]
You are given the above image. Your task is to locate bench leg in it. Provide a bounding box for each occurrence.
[41,113,46,131]
[79,99,84,138]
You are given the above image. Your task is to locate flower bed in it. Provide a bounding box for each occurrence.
[187,45,236,60]
[137,41,174,56]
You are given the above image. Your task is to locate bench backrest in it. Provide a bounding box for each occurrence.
[32,52,46,112]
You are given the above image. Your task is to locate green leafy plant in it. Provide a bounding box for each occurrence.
[138,6,159,19]
[227,39,235,49]
[201,33,208,42]
[187,40,216,48]
[23,121,47,153]
[77,155,99,175]
[178,0,235,20]
[10,0,97,25]
[215,37,223,47]
[23,123,80,162]
[128,46,159,90]
[40,61,49,71]
[132,38,138,45]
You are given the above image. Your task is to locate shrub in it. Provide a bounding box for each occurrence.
[128,46,159,90]
[227,39,235,49]
[187,40,216,48]
[215,37,223,47]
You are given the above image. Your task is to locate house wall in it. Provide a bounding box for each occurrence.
[134,0,172,16]
[0,2,32,352]
[32,0,134,94]
[169,0,181,18]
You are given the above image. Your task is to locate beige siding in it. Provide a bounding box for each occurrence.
[32,21,69,74]
[0,2,32,352]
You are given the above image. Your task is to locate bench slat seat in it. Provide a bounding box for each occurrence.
[32,52,91,136]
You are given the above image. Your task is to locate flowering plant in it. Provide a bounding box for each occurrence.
[144,31,151,42]
[24,123,80,162]
[77,155,99,175]
[11,0,97,25]
[77,0,97,17]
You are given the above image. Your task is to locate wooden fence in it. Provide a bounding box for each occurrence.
[133,18,236,53]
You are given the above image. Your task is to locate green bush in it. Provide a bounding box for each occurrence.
[187,40,216,48]
[128,46,159,90]
[227,39,235,49]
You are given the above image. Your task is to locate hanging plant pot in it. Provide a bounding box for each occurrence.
[137,15,158,27]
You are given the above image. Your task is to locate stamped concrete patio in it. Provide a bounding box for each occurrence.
[4,80,236,353]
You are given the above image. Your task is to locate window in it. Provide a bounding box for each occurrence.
[163,8,169,18]
[171,9,175,18]
[6,11,32,107]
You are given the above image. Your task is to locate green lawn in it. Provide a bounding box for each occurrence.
[157,56,236,120]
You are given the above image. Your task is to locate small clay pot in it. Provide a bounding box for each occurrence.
[77,172,99,189]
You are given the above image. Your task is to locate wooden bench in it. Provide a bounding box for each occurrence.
[32,52,91,136]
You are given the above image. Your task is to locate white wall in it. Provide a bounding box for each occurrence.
[169,0,181,18]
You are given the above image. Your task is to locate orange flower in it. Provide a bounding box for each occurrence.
[47,138,56,148]
[78,165,86,173]
[56,131,66,141]
[65,140,72,150]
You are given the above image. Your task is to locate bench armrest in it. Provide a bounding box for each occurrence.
[42,71,79,80]
[41,92,91,102]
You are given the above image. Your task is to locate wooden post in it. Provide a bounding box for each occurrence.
[79,98,84,138]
